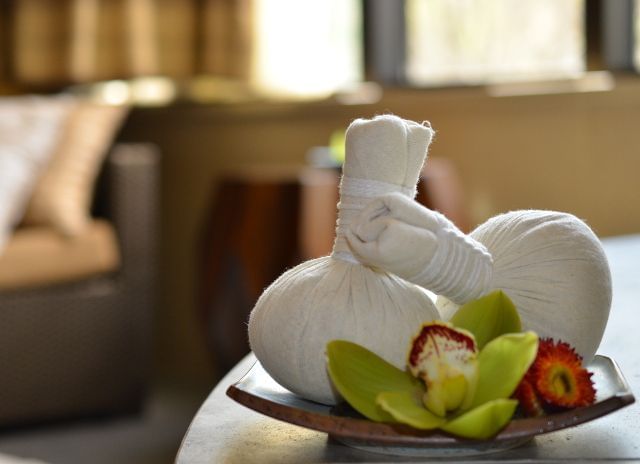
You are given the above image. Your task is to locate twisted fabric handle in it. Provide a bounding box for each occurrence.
[347,192,493,304]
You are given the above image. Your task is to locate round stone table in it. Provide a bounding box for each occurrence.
[176,235,640,464]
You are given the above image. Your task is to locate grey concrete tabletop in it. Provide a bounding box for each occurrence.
[176,234,640,463]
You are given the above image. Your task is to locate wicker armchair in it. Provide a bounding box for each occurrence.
[0,143,158,426]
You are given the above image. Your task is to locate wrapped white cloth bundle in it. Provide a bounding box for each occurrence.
[348,194,611,362]
[248,115,441,405]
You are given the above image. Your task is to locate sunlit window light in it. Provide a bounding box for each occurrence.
[99,81,131,105]
[406,0,585,86]
[251,0,362,98]
[130,77,176,106]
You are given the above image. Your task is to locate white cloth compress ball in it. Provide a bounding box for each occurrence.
[248,115,441,405]
[348,194,611,362]
[438,209,612,362]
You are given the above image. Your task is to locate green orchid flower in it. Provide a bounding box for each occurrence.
[406,322,479,417]
[326,290,539,439]
[450,290,522,350]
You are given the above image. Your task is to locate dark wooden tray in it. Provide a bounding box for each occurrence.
[227,355,635,457]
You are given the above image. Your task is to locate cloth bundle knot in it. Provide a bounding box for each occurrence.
[248,115,441,405]
[348,193,493,304]
[348,194,611,362]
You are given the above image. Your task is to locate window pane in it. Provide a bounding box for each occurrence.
[406,0,585,85]
[252,0,362,97]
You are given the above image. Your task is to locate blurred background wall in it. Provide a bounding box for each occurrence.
[1,0,639,390]
[118,79,640,388]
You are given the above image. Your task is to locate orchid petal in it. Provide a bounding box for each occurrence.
[450,290,521,350]
[326,340,422,422]
[471,331,539,408]
[376,390,445,430]
[441,398,518,439]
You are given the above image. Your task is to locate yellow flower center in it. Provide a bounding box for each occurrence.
[548,366,576,399]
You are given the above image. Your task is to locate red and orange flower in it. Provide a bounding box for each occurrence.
[514,338,596,416]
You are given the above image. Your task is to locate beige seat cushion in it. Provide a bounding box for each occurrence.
[0,219,120,290]
[22,102,127,237]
